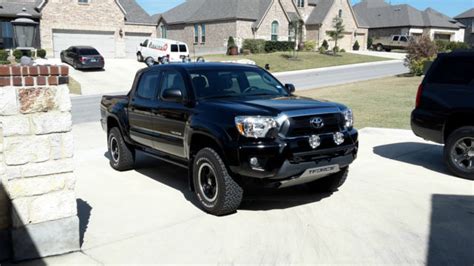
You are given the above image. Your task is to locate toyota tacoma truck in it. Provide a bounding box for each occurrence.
[100,63,358,215]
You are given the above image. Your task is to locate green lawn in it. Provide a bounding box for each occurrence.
[200,51,392,72]
[297,76,423,129]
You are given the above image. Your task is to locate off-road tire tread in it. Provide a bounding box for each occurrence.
[444,126,474,180]
[194,148,243,216]
[109,127,135,171]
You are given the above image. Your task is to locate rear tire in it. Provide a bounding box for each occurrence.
[108,127,135,171]
[376,44,384,52]
[193,148,243,216]
[444,126,474,180]
[145,57,155,67]
[306,167,349,192]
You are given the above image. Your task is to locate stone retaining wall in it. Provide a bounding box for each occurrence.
[0,65,79,261]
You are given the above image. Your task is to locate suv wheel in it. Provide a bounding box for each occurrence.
[444,127,474,180]
[108,127,135,171]
[376,44,384,52]
[193,148,243,216]
[137,53,144,62]
[306,167,349,192]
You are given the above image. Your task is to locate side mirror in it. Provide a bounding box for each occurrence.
[285,84,296,94]
[162,88,183,102]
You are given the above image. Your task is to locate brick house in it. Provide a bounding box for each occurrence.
[0,0,157,58]
[155,0,368,54]
[353,0,465,42]
[455,8,474,47]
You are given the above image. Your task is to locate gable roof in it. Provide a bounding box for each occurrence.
[306,0,334,25]
[160,0,276,27]
[353,0,463,29]
[455,8,474,19]
[0,0,154,25]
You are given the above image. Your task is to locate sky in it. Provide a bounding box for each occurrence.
[136,0,473,18]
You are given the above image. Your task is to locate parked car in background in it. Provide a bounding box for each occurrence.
[411,51,474,179]
[60,46,105,70]
[373,35,413,52]
[136,38,190,65]
[101,63,358,215]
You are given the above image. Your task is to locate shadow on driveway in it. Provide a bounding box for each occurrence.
[111,151,332,213]
[373,142,450,176]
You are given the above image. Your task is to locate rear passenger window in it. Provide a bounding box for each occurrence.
[136,71,160,99]
[171,45,178,52]
[179,45,187,52]
[429,57,474,86]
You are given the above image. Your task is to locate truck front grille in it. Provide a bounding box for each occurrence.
[286,113,344,137]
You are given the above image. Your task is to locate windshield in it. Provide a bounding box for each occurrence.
[189,68,288,99]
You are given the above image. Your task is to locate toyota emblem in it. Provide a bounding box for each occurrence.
[310,117,324,129]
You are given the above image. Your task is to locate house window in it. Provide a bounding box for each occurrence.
[78,0,89,4]
[338,9,342,18]
[201,24,206,44]
[194,24,199,44]
[296,0,304,8]
[161,25,167,38]
[271,21,279,41]
[0,21,14,49]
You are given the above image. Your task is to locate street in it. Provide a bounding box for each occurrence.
[71,60,408,124]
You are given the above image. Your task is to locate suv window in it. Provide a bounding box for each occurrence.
[400,36,408,42]
[171,44,178,52]
[136,71,160,99]
[179,45,187,52]
[428,57,474,86]
[161,70,187,98]
[79,48,100,55]
[393,36,400,41]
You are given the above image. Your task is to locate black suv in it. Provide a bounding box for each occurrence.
[411,51,474,179]
[101,63,358,215]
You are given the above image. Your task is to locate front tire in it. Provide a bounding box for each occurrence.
[444,127,474,180]
[306,167,349,192]
[137,52,144,62]
[108,127,135,171]
[193,148,243,216]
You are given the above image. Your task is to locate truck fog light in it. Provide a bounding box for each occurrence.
[250,157,259,167]
[309,135,321,149]
[333,132,345,145]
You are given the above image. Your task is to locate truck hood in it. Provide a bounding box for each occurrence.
[199,96,346,116]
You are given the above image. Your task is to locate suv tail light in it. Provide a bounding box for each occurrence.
[80,57,87,63]
[415,83,423,108]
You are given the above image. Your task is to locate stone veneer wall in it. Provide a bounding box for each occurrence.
[0,65,79,261]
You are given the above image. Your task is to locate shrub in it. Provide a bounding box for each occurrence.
[367,37,373,49]
[435,40,470,52]
[303,40,317,51]
[318,46,327,54]
[37,49,47,58]
[405,36,438,76]
[0,50,9,61]
[340,48,346,53]
[264,41,295,53]
[333,46,340,53]
[322,40,329,50]
[353,40,360,51]
[242,39,266,54]
[227,36,237,49]
[13,49,23,60]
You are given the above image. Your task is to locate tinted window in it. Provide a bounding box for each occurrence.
[179,44,187,52]
[393,36,400,41]
[79,48,100,55]
[400,36,408,42]
[161,70,187,98]
[188,68,288,99]
[171,44,178,52]
[429,57,474,86]
[136,71,160,99]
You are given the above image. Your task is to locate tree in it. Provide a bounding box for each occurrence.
[405,36,437,76]
[327,16,345,55]
[288,19,304,57]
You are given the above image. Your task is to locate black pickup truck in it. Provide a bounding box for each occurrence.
[101,63,358,215]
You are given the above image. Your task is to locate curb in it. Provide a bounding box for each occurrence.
[273,59,403,77]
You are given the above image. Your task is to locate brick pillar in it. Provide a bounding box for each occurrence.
[0,65,79,262]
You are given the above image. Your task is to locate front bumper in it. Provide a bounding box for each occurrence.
[229,129,358,188]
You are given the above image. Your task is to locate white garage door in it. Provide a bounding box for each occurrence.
[53,30,116,58]
[125,32,152,58]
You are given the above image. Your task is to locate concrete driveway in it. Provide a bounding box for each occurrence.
[20,124,472,265]
[69,59,146,96]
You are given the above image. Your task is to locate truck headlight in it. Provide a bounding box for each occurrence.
[343,109,354,129]
[235,116,279,138]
